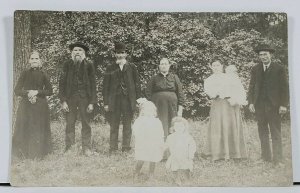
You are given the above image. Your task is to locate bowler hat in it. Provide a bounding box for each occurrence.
[69,42,89,52]
[254,43,275,53]
[114,42,126,53]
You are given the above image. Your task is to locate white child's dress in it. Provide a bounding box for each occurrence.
[132,116,165,162]
[224,73,247,106]
[165,132,196,171]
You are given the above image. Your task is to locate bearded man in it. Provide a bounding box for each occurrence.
[59,42,97,156]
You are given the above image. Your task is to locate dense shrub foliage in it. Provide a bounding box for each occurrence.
[26,12,287,120]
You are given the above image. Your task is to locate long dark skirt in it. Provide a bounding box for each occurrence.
[204,98,247,161]
[12,97,52,159]
[151,91,178,139]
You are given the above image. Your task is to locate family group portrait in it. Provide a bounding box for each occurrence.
[10,11,293,186]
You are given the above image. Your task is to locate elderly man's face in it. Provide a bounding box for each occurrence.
[259,51,271,64]
[72,47,85,62]
[115,51,127,60]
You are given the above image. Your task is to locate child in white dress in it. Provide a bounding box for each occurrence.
[132,99,164,181]
[224,65,247,106]
[165,117,196,185]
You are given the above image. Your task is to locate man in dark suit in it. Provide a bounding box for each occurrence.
[103,42,141,153]
[248,44,289,165]
[59,42,97,156]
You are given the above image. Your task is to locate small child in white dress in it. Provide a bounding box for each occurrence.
[165,117,196,185]
[224,65,248,106]
[132,99,164,181]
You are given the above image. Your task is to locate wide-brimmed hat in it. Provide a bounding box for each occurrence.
[114,42,126,53]
[254,43,275,54]
[69,42,89,52]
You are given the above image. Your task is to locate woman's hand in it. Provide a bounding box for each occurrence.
[86,104,94,113]
[27,90,38,104]
[104,105,109,112]
[249,104,255,113]
[61,101,69,113]
[27,90,38,98]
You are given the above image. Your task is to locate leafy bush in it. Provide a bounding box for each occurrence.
[29,12,287,120]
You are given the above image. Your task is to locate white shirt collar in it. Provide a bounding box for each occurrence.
[263,62,271,68]
[161,72,169,77]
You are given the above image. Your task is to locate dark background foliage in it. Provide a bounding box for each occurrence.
[14,11,288,120]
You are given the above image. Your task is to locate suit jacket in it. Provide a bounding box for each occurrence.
[58,59,97,104]
[103,62,141,112]
[247,62,288,107]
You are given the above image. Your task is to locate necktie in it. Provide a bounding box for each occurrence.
[264,65,269,72]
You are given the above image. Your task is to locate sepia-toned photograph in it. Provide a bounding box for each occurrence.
[10,10,292,186]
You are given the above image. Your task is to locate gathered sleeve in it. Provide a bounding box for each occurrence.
[145,76,155,101]
[14,71,28,97]
[174,74,185,106]
[204,76,218,99]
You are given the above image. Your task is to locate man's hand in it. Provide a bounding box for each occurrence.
[104,105,109,112]
[249,104,255,113]
[279,106,287,114]
[87,104,94,113]
[61,101,69,113]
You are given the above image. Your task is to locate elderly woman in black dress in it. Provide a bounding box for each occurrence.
[146,58,184,139]
[12,51,53,159]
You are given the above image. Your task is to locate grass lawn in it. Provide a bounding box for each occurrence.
[10,119,293,186]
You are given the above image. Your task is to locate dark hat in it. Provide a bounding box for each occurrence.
[114,42,126,53]
[254,43,275,54]
[69,42,89,52]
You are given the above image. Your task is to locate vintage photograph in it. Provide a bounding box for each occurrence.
[10,11,292,186]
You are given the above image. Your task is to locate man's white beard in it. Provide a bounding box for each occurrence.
[116,58,126,65]
[72,53,86,63]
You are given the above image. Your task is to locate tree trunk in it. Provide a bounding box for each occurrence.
[13,11,31,132]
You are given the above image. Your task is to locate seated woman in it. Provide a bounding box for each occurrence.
[145,57,185,140]
[12,51,53,159]
[203,60,247,161]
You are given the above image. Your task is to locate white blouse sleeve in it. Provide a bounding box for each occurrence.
[204,76,218,98]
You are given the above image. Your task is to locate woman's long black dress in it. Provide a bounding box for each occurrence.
[12,68,53,159]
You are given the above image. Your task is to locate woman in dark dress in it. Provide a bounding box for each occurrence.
[12,51,53,159]
[145,58,184,139]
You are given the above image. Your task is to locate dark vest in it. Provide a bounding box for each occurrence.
[258,67,270,101]
[116,67,128,96]
[71,62,86,96]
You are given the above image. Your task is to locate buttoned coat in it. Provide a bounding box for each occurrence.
[103,62,141,112]
[58,59,97,104]
[247,62,288,107]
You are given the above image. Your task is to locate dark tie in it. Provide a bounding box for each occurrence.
[264,65,269,72]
